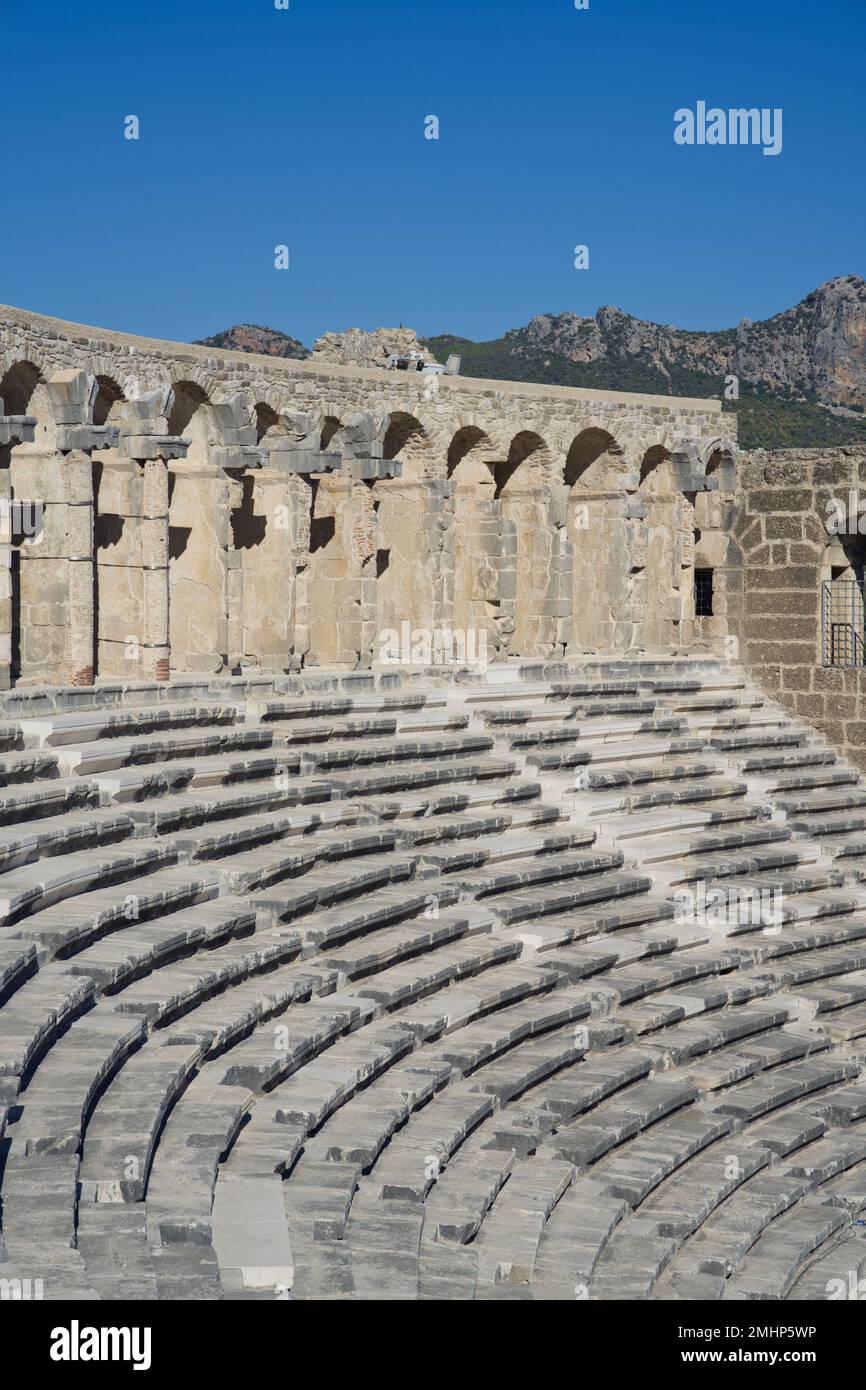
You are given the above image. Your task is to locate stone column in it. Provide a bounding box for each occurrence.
[141,456,171,680]
[373,477,443,658]
[63,450,96,686]
[452,481,502,657]
[0,408,35,688]
[32,370,120,686]
[500,481,565,658]
[568,489,634,653]
[116,390,191,681]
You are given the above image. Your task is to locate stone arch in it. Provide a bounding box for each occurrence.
[447,426,494,482]
[236,401,298,671]
[494,430,550,499]
[449,426,499,653]
[636,445,684,651]
[373,414,442,661]
[564,428,631,653]
[167,379,224,673]
[1,361,67,683]
[320,416,343,451]
[93,375,126,427]
[302,469,369,667]
[496,431,560,657]
[822,530,866,583]
[704,440,738,495]
[564,427,622,490]
[254,401,282,444]
[639,444,676,493]
[168,380,210,438]
[382,411,435,480]
[0,360,43,416]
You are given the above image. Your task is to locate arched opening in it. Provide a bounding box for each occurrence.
[167,381,209,438]
[447,427,498,648]
[447,426,490,480]
[374,415,440,654]
[254,402,280,444]
[302,470,367,667]
[1,365,68,683]
[93,376,125,427]
[382,412,431,478]
[565,428,629,652]
[444,425,497,647]
[320,416,342,452]
[0,361,42,417]
[494,431,547,500]
[564,428,617,490]
[167,382,226,672]
[493,432,559,656]
[637,446,683,651]
[235,405,295,671]
[0,365,43,685]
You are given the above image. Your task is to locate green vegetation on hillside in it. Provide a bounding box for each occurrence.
[422,335,866,451]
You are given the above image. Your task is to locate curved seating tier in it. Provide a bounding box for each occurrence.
[2,658,866,1301]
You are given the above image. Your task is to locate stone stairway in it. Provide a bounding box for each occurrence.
[2,657,866,1301]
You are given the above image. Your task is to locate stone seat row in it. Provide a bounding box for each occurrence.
[4,659,866,1301]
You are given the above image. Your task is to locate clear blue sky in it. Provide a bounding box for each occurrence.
[1,0,863,347]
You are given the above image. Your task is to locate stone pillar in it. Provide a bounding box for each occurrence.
[671,437,741,656]
[0,405,36,689]
[114,390,191,681]
[634,481,681,653]
[305,473,377,668]
[500,481,564,658]
[166,396,266,674]
[374,477,444,660]
[452,481,502,657]
[63,450,95,686]
[289,473,313,667]
[14,371,119,687]
[141,456,171,680]
[568,490,635,653]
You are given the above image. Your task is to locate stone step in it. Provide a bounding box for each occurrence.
[777,789,866,816]
[0,839,179,927]
[0,750,60,786]
[528,737,707,772]
[296,732,495,773]
[273,711,470,744]
[244,691,450,722]
[54,726,275,776]
[0,778,101,825]
[510,716,688,749]
[413,828,596,873]
[737,748,838,773]
[18,703,244,749]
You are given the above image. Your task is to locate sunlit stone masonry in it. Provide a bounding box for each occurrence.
[6,306,866,1305]
[0,304,739,686]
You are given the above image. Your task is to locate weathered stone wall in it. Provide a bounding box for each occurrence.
[728,445,866,770]
[0,302,739,684]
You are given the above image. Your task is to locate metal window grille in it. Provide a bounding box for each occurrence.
[694,568,714,618]
[822,579,866,667]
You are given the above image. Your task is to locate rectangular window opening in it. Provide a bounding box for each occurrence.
[694,568,714,618]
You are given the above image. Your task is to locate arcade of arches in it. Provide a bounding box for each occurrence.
[0,307,740,687]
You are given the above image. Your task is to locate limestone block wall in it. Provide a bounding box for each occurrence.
[727,446,866,769]
[375,479,445,655]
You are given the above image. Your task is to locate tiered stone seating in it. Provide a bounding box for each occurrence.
[3,657,866,1300]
